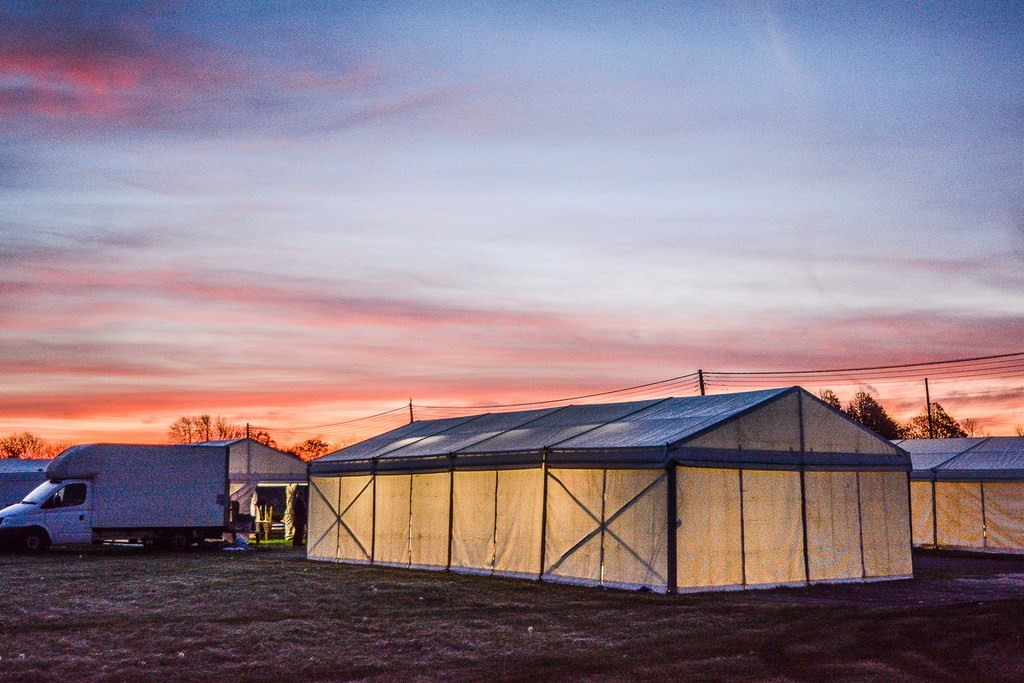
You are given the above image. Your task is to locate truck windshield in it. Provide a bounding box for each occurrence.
[21,481,61,505]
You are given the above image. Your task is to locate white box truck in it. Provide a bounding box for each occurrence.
[0,444,246,552]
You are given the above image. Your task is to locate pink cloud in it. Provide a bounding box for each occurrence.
[0,6,445,134]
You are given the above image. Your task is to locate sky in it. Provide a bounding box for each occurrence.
[2,1,1022,445]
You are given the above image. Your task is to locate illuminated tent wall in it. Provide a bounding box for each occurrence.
[308,388,912,592]
[897,437,1024,553]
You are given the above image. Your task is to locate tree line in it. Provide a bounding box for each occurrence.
[0,433,71,460]
[165,414,335,462]
[0,415,337,462]
[818,389,987,440]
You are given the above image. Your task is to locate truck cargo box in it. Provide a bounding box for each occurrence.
[46,444,227,529]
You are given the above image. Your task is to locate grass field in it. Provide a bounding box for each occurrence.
[1,546,1023,682]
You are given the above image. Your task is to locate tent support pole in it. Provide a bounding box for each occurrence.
[447,456,455,570]
[738,469,747,588]
[856,471,867,579]
[665,454,677,593]
[406,474,414,567]
[799,467,811,584]
[370,465,377,564]
[539,449,549,580]
[980,482,987,549]
[490,470,499,572]
[931,477,938,548]
[797,392,810,584]
[598,469,608,587]
[904,471,914,555]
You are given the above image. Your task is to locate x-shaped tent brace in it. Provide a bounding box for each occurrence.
[310,477,374,561]
[545,471,667,584]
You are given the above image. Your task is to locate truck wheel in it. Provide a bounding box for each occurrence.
[168,532,191,551]
[22,528,51,553]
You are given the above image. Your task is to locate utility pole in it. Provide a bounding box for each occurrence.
[698,369,706,396]
[924,378,934,439]
[408,399,414,424]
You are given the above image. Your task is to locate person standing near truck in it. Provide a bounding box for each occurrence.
[291,489,307,547]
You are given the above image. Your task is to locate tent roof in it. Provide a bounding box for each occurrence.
[896,437,1024,481]
[312,387,907,474]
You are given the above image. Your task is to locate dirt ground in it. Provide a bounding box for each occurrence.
[0,546,1022,682]
[756,551,1024,608]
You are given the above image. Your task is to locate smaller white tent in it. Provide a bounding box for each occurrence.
[0,459,51,509]
[195,438,307,513]
[898,437,1024,553]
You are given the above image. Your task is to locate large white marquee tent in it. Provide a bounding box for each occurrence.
[898,437,1024,553]
[308,388,912,592]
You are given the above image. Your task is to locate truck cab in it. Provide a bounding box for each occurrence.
[0,479,93,551]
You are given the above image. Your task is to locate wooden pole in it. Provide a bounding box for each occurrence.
[925,378,934,439]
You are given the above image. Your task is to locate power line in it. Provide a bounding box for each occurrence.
[707,352,1024,377]
[416,372,700,410]
[256,405,409,433]
[252,352,1023,442]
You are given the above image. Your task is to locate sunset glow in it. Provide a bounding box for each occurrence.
[2,2,1022,448]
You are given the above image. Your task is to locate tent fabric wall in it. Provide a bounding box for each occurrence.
[910,481,935,547]
[542,468,668,590]
[374,474,412,567]
[308,476,340,561]
[676,467,743,590]
[543,469,604,585]
[493,468,543,577]
[337,475,374,563]
[934,481,984,549]
[801,399,897,455]
[804,471,863,582]
[983,483,1024,550]
[741,470,806,586]
[309,463,903,592]
[409,473,451,569]
[686,392,801,452]
[599,470,667,590]
[858,471,913,578]
[450,470,497,574]
[904,437,1024,554]
[910,479,1024,553]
